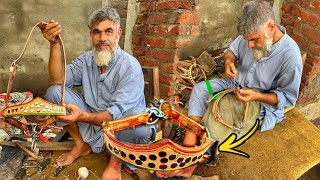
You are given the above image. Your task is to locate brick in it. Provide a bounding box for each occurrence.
[293,21,302,31]
[147,37,165,48]
[132,24,146,35]
[133,47,145,57]
[299,0,310,8]
[146,26,154,35]
[308,14,318,26]
[136,14,147,24]
[303,62,320,75]
[302,25,320,44]
[310,1,320,14]
[150,2,157,11]
[159,83,173,97]
[159,73,176,86]
[281,15,295,26]
[139,4,148,13]
[191,25,200,36]
[157,0,193,11]
[162,62,177,74]
[132,36,141,46]
[145,48,152,57]
[167,25,189,36]
[176,12,199,25]
[140,37,148,46]
[299,9,309,23]
[145,13,169,25]
[138,56,161,68]
[308,43,320,56]
[291,32,308,49]
[282,3,292,13]
[289,4,300,17]
[306,54,320,66]
[299,9,318,26]
[152,50,180,62]
[166,37,193,49]
[153,26,168,36]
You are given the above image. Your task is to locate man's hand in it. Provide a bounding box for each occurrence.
[37,20,61,44]
[224,60,238,78]
[56,104,86,124]
[234,87,257,103]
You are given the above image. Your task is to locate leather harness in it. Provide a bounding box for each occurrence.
[103,107,214,171]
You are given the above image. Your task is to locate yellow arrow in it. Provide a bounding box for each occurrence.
[218,119,259,158]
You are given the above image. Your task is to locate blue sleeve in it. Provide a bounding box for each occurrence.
[106,61,145,120]
[228,35,244,59]
[270,51,302,109]
[65,55,85,87]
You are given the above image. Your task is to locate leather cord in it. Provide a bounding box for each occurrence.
[211,89,249,131]
[5,22,66,107]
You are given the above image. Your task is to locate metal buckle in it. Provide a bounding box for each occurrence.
[145,99,168,124]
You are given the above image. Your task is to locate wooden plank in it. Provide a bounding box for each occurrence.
[152,67,160,100]
[142,66,160,101]
[0,141,74,151]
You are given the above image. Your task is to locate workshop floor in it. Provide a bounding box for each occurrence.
[27,150,319,180]
[29,151,219,180]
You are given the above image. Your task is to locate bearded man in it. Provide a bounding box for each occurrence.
[39,7,156,180]
[157,0,302,178]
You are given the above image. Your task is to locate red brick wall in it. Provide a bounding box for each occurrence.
[132,0,200,98]
[281,0,320,105]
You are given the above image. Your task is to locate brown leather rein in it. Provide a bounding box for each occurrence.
[209,89,249,131]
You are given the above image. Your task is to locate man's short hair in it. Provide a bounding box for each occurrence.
[88,7,120,28]
[237,0,275,35]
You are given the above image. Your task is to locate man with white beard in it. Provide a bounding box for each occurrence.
[156,0,302,178]
[39,7,156,180]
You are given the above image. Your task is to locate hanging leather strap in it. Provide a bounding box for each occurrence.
[5,22,66,108]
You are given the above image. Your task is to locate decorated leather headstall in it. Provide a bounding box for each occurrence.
[102,105,214,171]
[1,22,66,137]
[209,88,249,131]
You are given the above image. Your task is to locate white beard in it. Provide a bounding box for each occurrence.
[93,37,119,66]
[252,33,273,61]
[93,48,116,66]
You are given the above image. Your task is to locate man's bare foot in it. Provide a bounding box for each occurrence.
[56,142,91,166]
[101,156,122,180]
[156,164,197,178]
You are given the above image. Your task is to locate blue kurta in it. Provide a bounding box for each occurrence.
[66,47,146,120]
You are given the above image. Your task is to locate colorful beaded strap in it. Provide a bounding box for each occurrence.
[103,108,214,171]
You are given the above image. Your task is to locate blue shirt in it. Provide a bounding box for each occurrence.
[229,25,302,131]
[65,47,146,120]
